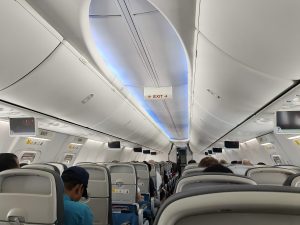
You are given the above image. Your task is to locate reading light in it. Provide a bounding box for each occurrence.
[288,135,300,140]
[28,137,51,141]
[260,143,272,146]
[69,143,83,146]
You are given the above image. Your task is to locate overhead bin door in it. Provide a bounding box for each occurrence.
[0,0,61,90]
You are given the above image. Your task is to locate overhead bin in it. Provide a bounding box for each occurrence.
[0,41,169,150]
[0,0,61,90]
[198,0,300,80]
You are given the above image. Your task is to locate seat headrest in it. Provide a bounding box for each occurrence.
[246,167,296,185]
[0,168,63,225]
[23,163,60,174]
[176,173,257,193]
[154,185,300,225]
[181,167,206,177]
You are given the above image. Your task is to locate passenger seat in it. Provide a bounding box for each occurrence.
[154,185,300,225]
[175,173,257,193]
[246,167,296,185]
[0,168,63,225]
[79,163,112,225]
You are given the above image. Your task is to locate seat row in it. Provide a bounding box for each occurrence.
[0,161,176,225]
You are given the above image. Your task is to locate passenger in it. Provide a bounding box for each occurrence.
[61,166,93,225]
[219,159,228,165]
[203,164,233,173]
[242,159,253,166]
[199,157,218,168]
[188,159,196,164]
[0,153,20,172]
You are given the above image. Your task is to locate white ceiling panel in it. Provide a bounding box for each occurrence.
[0,43,124,127]
[127,0,157,14]
[199,0,300,80]
[194,35,292,124]
[89,0,120,16]
[134,11,188,86]
[90,16,154,86]
[189,33,293,151]
[0,0,60,90]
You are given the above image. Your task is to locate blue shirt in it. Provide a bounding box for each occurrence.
[63,195,93,225]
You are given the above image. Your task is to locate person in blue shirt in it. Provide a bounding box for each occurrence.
[61,166,93,225]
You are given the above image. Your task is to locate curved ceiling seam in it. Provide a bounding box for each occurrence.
[189,0,202,131]
[0,43,61,92]
[24,0,171,143]
[147,0,194,139]
[114,0,160,86]
[16,0,62,42]
[77,0,172,141]
[193,100,234,126]
[197,30,288,82]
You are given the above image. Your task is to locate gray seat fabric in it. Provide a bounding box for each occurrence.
[79,164,112,225]
[184,164,198,171]
[107,163,137,203]
[284,173,300,187]
[246,167,296,185]
[227,165,254,175]
[48,162,67,175]
[23,163,60,174]
[276,165,300,173]
[181,167,205,177]
[0,168,63,225]
[154,185,300,225]
[132,163,150,194]
[175,173,257,193]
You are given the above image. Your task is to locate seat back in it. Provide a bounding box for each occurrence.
[175,173,257,193]
[246,167,296,185]
[132,163,150,194]
[0,168,63,225]
[181,167,205,177]
[79,164,112,225]
[184,164,198,171]
[23,163,60,174]
[107,164,137,203]
[154,186,300,225]
[227,165,254,175]
[48,162,67,175]
[277,165,300,173]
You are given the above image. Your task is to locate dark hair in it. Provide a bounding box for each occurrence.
[257,162,266,165]
[188,160,196,164]
[199,157,218,167]
[61,174,83,190]
[0,153,19,172]
[231,160,238,165]
[203,164,233,173]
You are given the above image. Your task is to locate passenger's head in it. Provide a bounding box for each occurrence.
[0,153,19,172]
[231,160,238,165]
[242,159,253,166]
[257,162,266,165]
[219,159,228,165]
[188,160,196,164]
[199,157,218,168]
[203,164,233,173]
[61,166,89,201]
